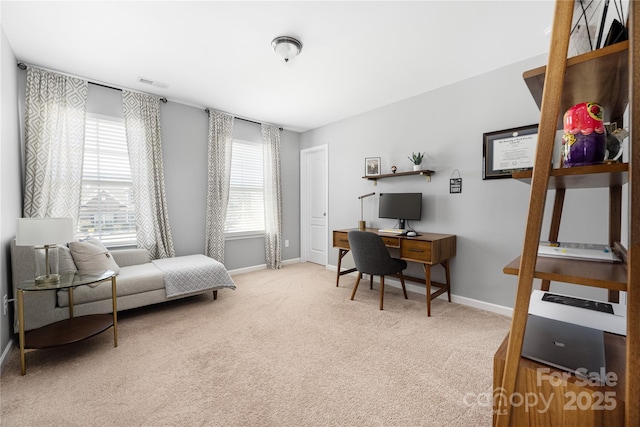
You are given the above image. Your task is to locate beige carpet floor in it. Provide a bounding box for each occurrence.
[0,262,510,426]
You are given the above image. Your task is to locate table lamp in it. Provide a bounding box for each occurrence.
[16,218,75,285]
[358,192,375,230]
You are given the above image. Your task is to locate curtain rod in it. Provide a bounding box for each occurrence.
[205,108,283,131]
[17,62,167,103]
[17,62,281,129]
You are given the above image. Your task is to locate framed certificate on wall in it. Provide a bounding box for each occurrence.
[482,124,538,180]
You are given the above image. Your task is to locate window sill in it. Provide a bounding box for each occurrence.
[224,231,265,241]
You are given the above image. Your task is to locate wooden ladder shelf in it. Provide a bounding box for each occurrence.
[494,1,638,426]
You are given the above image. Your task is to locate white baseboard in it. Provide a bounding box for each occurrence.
[0,339,13,375]
[326,264,513,318]
[228,258,301,276]
[450,295,513,318]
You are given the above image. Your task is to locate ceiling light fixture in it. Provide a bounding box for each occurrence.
[271,36,302,63]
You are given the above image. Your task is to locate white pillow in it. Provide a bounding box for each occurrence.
[69,238,120,275]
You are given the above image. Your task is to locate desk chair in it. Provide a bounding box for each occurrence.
[347,230,408,310]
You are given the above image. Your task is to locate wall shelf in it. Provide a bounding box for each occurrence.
[363,169,434,185]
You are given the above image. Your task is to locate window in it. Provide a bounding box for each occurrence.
[225,140,265,235]
[78,114,136,247]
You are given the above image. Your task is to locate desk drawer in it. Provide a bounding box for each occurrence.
[380,236,400,248]
[401,239,432,262]
[333,231,399,249]
[333,231,350,249]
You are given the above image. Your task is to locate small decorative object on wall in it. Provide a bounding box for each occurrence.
[391,165,397,174]
[483,124,538,180]
[408,152,424,171]
[561,102,606,167]
[365,157,381,176]
[450,169,462,194]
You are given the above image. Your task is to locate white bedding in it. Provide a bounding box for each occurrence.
[152,254,236,298]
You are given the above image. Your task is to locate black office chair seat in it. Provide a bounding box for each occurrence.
[347,230,408,310]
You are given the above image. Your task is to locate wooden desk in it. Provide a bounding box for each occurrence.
[332,228,456,316]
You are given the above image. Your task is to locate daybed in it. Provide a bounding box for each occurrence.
[10,239,236,332]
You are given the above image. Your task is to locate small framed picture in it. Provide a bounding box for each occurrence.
[483,124,538,180]
[365,157,381,176]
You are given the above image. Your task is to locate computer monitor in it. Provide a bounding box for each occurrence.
[378,193,422,229]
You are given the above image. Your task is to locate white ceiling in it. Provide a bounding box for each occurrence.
[1,1,555,132]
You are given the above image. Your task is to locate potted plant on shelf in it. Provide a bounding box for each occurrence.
[408,152,425,171]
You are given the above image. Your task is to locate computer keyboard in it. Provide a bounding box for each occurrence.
[377,229,404,234]
[542,293,614,314]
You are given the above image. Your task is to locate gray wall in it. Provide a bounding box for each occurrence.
[159,101,301,269]
[301,54,622,309]
[1,27,23,365]
[22,80,301,271]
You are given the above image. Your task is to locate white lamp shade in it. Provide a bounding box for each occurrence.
[16,218,75,246]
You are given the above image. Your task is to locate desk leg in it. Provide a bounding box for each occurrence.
[17,289,26,376]
[111,276,118,347]
[424,264,432,317]
[336,249,349,287]
[444,259,452,303]
[335,249,359,287]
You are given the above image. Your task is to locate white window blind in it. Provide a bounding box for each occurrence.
[78,114,136,247]
[225,140,265,234]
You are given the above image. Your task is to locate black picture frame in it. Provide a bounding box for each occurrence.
[483,124,538,180]
[365,157,381,176]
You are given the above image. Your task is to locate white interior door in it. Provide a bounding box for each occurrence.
[301,145,328,265]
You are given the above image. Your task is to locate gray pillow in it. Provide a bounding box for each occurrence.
[69,238,120,275]
[58,245,77,273]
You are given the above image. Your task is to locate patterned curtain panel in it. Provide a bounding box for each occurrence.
[23,67,88,219]
[205,111,234,262]
[122,91,175,259]
[262,124,283,269]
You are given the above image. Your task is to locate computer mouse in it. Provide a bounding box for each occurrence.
[406,231,417,237]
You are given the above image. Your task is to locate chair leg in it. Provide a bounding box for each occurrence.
[399,272,408,299]
[350,272,362,301]
[379,276,385,310]
[369,274,373,290]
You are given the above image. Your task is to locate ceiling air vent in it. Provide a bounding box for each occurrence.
[137,76,169,89]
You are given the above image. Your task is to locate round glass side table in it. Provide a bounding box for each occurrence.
[17,270,117,375]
